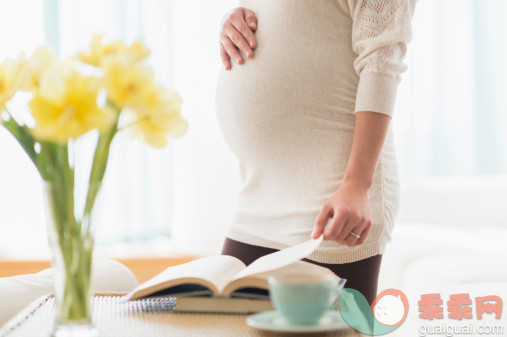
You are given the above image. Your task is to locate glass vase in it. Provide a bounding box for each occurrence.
[43,181,101,337]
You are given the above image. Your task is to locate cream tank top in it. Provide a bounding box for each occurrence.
[215,0,401,264]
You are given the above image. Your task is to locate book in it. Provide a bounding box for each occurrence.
[166,296,275,314]
[124,235,345,313]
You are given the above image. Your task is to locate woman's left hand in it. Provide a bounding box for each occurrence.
[311,181,372,246]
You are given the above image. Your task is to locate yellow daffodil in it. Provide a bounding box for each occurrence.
[77,34,150,67]
[1,46,56,109]
[29,61,114,142]
[0,52,31,108]
[26,45,57,90]
[125,88,187,148]
[103,54,158,109]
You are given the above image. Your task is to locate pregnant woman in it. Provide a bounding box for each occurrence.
[217,0,416,305]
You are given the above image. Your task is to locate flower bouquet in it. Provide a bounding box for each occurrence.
[0,35,187,336]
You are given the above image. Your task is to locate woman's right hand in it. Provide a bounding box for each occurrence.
[219,7,257,70]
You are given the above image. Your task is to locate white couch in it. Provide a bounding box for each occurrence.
[378,176,507,336]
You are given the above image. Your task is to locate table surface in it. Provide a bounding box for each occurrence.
[0,295,364,337]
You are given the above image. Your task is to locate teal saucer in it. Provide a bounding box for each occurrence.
[246,310,349,333]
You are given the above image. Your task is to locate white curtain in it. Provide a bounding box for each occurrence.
[0,0,505,258]
[169,0,239,256]
[393,0,507,179]
[0,0,49,257]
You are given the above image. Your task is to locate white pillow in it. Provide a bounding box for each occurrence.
[0,258,138,327]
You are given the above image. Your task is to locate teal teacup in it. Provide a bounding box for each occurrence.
[268,272,345,326]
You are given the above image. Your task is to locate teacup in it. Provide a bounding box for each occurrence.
[268,272,345,326]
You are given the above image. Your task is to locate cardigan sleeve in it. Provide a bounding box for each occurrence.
[348,0,417,117]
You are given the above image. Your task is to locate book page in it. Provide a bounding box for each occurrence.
[131,255,246,295]
[255,259,339,280]
[222,258,340,297]
[232,235,323,280]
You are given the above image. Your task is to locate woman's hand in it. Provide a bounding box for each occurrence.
[311,181,373,246]
[219,7,257,70]
[311,110,391,246]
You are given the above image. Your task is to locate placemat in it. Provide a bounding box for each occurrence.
[0,295,361,337]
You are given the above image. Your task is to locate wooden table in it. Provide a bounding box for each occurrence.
[0,295,364,337]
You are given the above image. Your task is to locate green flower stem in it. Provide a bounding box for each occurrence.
[48,106,122,322]
[1,117,53,181]
[45,144,94,322]
[58,234,92,321]
[1,118,36,161]
[83,104,121,219]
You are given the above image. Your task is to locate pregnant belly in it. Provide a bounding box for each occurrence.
[215,50,357,175]
[215,0,360,206]
[215,0,359,159]
[215,53,357,196]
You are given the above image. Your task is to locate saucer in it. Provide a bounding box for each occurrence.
[246,310,349,333]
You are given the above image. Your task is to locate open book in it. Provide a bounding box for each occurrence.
[125,235,345,313]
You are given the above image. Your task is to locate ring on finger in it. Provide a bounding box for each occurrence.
[349,231,360,239]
